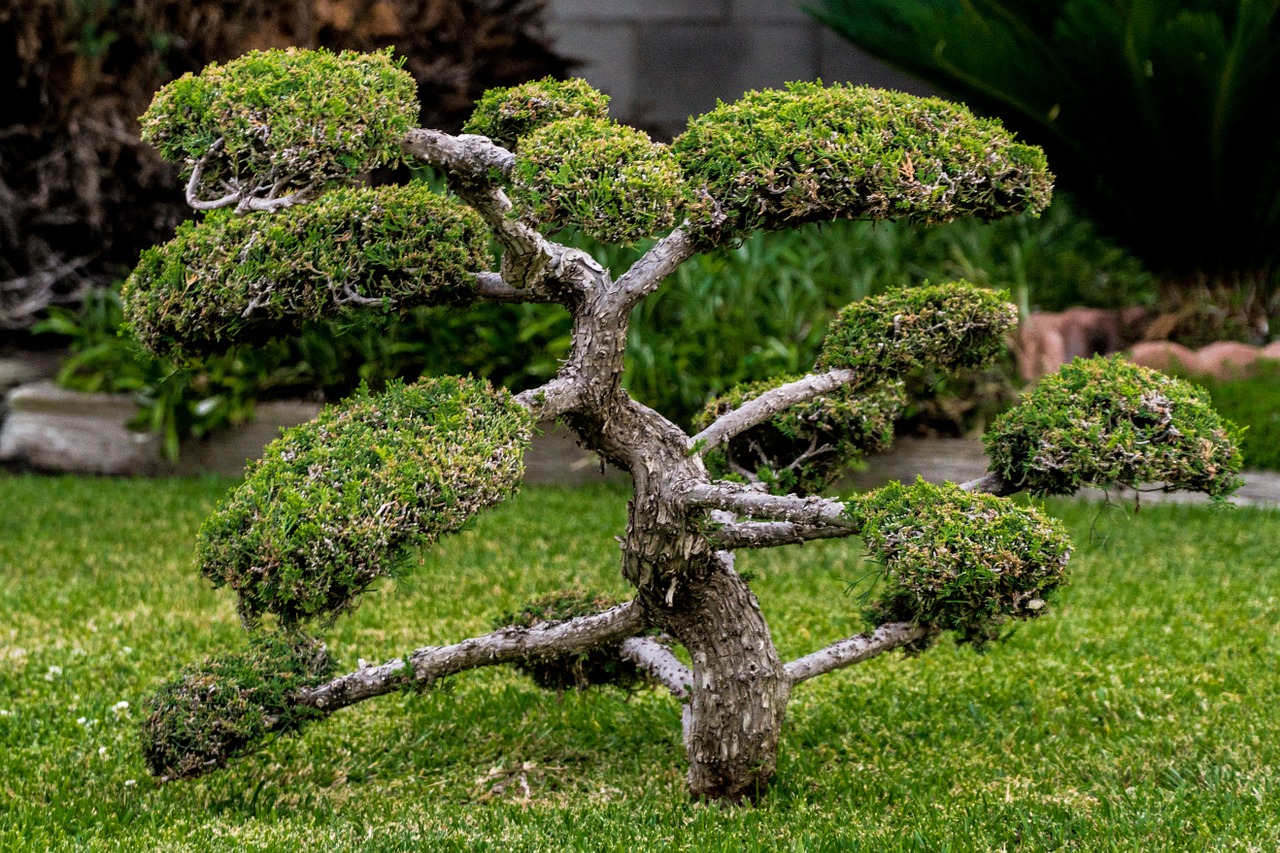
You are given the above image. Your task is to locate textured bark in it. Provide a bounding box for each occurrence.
[785,622,930,683]
[690,368,860,455]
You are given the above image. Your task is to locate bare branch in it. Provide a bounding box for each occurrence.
[185,140,240,211]
[401,129,516,180]
[683,481,853,527]
[785,622,930,684]
[710,520,855,550]
[959,471,1016,496]
[690,369,860,455]
[620,637,692,700]
[297,600,647,713]
[474,272,555,303]
[235,183,319,213]
[608,226,697,310]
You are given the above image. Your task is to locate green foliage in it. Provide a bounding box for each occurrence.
[510,118,686,244]
[123,183,491,359]
[696,377,903,496]
[462,77,611,150]
[496,589,646,691]
[139,633,334,781]
[986,355,1243,497]
[817,282,1017,379]
[849,479,1071,648]
[810,0,1280,289]
[198,376,532,626]
[141,47,417,196]
[673,82,1052,247]
[1171,359,1280,471]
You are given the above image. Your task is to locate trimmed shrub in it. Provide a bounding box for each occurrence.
[140,634,334,780]
[510,117,687,244]
[141,47,418,198]
[198,376,533,625]
[463,77,611,151]
[850,479,1071,648]
[986,355,1243,497]
[123,183,491,359]
[673,82,1052,247]
[497,590,646,691]
[817,282,1017,378]
[696,377,904,495]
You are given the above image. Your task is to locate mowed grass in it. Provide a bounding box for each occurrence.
[2,475,1280,851]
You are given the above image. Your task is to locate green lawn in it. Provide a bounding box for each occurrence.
[2,475,1279,851]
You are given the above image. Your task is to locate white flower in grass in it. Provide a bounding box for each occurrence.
[111,701,130,718]
[44,665,62,681]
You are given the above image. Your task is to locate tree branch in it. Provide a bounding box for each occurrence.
[296,600,647,713]
[709,520,856,550]
[689,369,860,455]
[619,637,692,700]
[608,226,698,311]
[474,272,556,303]
[401,129,516,180]
[785,622,930,684]
[959,471,1016,496]
[683,482,853,527]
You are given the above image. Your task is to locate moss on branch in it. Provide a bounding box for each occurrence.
[848,479,1071,648]
[673,82,1052,246]
[123,183,491,358]
[695,377,903,496]
[140,634,334,781]
[818,282,1016,377]
[985,355,1243,498]
[198,377,533,625]
[510,117,687,244]
[142,47,417,197]
[463,77,611,151]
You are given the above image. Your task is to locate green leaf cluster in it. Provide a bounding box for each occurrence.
[510,117,687,244]
[695,377,904,496]
[672,82,1052,247]
[496,589,645,691]
[123,183,491,359]
[139,634,334,781]
[817,282,1016,378]
[198,376,533,625]
[985,355,1243,498]
[462,77,610,151]
[141,47,417,195]
[849,479,1071,648]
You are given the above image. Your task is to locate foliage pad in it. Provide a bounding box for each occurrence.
[462,77,611,151]
[140,634,334,780]
[985,355,1243,498]
[696,377,903,495]
[850,479,1071,647]
[141,47,417,196]
[123,183,491,358]
[198,376,533,625]
[817,282,1017,378]
[510,117,687,244]
[673,82,1052,246]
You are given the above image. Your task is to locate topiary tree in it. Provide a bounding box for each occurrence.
[129,49,1243,802]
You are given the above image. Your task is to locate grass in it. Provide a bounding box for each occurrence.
[2,475,1280,850]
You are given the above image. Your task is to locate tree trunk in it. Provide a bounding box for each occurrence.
[657,553,790,802]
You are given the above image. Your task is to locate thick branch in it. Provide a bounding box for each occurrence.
[710,520,855,550]
[474,272,556,303]
[608,226,697,310]
[785,622,930,684]
[619,637,692,700]
[690,369,860,455]
[959,472,1016,496]
[402,129,516,180]
[296,600,646,713]
[683,481,853,527]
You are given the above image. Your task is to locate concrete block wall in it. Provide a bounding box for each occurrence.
[544,0,930,138]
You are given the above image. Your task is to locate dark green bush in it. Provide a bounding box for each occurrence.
[510,117,687,244]
[497,590,646,691]
[140,634,334,781]
[986,355,1243,497]
[142,47,417,197]
[696,377,903,495]
[673,82,1052,247]
[462,77,611,151]
[123,183,491,359]
[198,376,532,625]
[817,282,1017,378]
[849,479,1071,648]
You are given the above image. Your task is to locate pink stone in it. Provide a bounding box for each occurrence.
[1195,341,1261,379]
[1125,341,1200,374]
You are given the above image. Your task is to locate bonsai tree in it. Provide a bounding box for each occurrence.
[128,48,1243,802]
